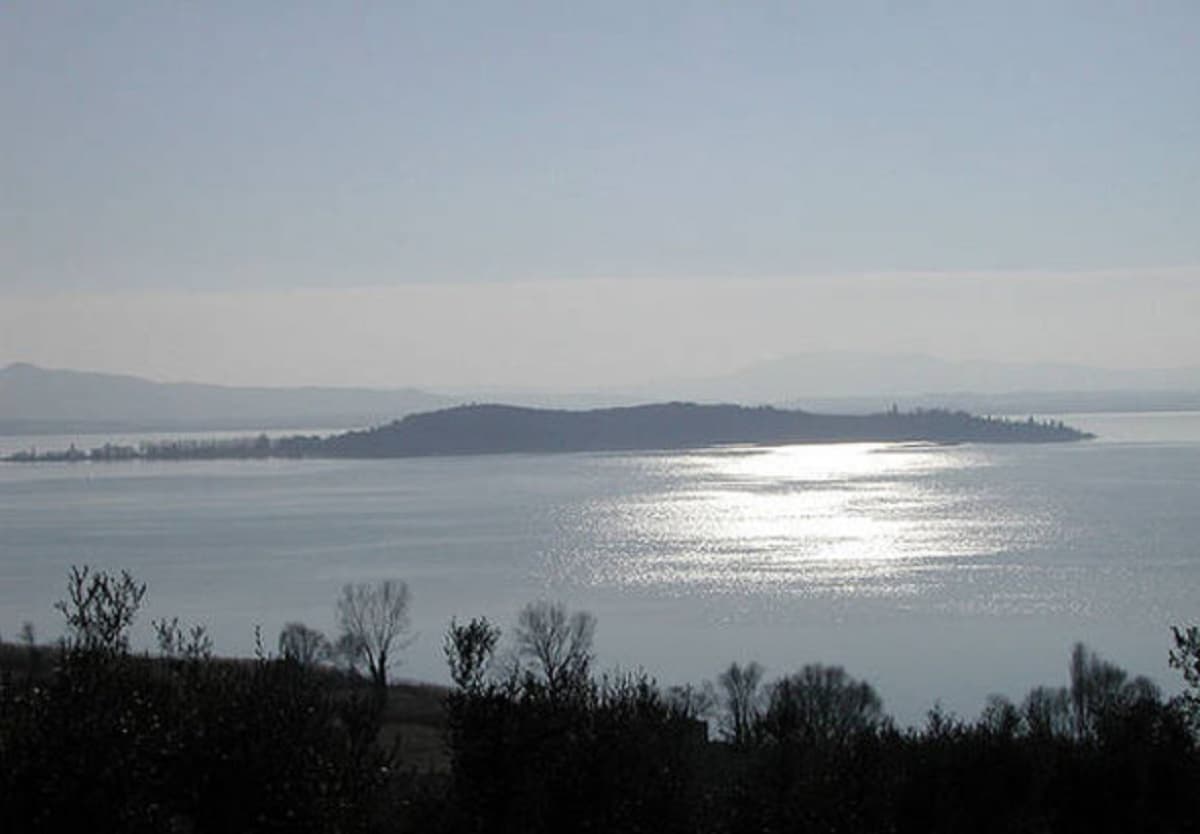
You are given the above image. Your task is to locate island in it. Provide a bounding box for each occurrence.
[3,402,1093,463]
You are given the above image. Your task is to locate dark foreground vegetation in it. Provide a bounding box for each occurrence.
[2,402,1091,462]
[3,568,1197,833]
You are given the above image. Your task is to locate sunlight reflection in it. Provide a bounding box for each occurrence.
[539,442,1049,601]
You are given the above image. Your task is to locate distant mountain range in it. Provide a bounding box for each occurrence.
[633,352,1200,408]
[0,363,455,433]
[1,354,1197,435]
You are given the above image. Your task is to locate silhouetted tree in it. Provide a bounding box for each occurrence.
[760,664,884,748]
[1023,685,1072,738]
[17,620,41,679]
[336,579,414,689]
[1170,625,1200,734]
[718,660,764,745]
[1068,642,1161,741]
[1070,642,1128,739]
[153,616,213,660]
[979,693,1022,737]
[513,600,595,694]
[666,680,718,722]
[277,621,331,667]
[444,616,501,691]
[55,565,146,655]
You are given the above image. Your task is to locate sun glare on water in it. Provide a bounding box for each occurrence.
[544,442,1030,600]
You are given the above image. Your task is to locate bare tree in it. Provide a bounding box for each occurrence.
[278,621,331,667]
[334,631,367,673]
[154,616,214,661]
[55,565,146,655]
[336,580,414,689]
[717,661,764,745]
[514,600,595,693]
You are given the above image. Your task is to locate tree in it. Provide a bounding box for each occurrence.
[445,616,501,691]
[1069,642,1127,739]
[336,579,414,689]
[1022,685,1073,738]
[1170,625,1200,733]
[278,621,331,667]
[666,680,718,721]
[979,693,1022,737]
[760,664,884,747]
[514,600,595,693]
[55,565,146,655]
[1067,642,1159,740]
[717,661,764,745]
[19,621,41,679]
[154,616,213,660]
[334,631,367,673]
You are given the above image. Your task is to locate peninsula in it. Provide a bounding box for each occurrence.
[4,403,1092,463]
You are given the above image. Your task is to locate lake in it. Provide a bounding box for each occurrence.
[1,411,1197,725]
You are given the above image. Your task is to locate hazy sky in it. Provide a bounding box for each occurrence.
[3,2,1198,388]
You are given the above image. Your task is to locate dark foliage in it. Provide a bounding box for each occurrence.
[0,646,399,833]
[442,670,707,834]
[443,617,500,692]
[1,567,398,833]
[3,571,1196,833]
[1171,624,1200,733]
[435,638,1200,834]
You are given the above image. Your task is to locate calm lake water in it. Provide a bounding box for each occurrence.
[2,411,1198,725]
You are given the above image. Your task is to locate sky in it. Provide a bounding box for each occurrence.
[3,2,1198,389]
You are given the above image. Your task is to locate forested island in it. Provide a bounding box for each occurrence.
[3,402,1092,462]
